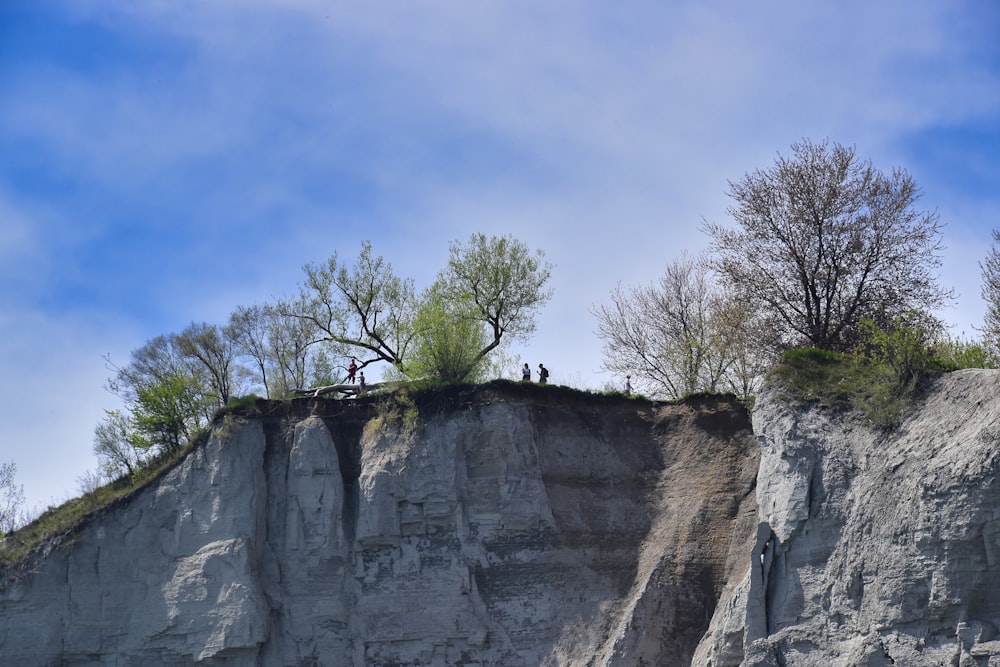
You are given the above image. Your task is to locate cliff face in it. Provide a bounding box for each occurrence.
[8,371,999,666]
[0,384,759,666]
[695,369,1000,667]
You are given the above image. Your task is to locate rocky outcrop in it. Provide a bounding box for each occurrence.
[0,383,759,666]
[694,369,1000,666]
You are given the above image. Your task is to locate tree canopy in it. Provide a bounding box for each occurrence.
[294,234,552,383]
[705,139,951,351]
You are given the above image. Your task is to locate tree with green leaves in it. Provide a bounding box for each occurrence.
[105,335,215,457]
[293,235,552,383]
[705,139,951,352]
[130,372,206,456]
[435,233,553,368]
[407,284,491,383]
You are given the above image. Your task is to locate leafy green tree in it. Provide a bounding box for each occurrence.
[131,372,207,456]
[436,233,553,366]
[407,286,491,382]
[106,336,214,456]
[705,139,951,351]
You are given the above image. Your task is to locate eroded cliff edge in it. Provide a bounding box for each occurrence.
[0,383,759,666]
[695,369,1000,667]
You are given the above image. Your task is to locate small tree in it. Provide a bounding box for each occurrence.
[981,230,1000,355]
[0,460,26,535]
[130,372,207,456]
[407,285,491,383]
[436,233,553,366]
[93,410,148,479]
[593,252,770,400]
[175,322,243,408]
[296,241,417,374]
[705,139,951,351]
[855,313,936,395]
[106,334,216,455]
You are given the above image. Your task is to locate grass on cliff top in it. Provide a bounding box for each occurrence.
[770,347,937,429]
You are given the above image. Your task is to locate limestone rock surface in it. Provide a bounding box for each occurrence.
[0,384,758,666]
[694,369,1000,667]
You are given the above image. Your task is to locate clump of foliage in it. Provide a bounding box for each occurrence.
[364,387,423,440]
[224,394,265,414]
[772,314,997,429]
[772,346,908,428]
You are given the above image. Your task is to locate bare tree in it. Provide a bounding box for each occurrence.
[175,322,243,408]
[226,304,277,397]
[226,301,333,397]
[704,139,951,351]
[92,409,147,479]
[295,241,417,374]
[269,297,331,394]
[0,460,26,535]
[981,230,1000,354]
[593,252,767,400]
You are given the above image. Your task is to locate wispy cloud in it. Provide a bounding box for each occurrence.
[0,0,997,511]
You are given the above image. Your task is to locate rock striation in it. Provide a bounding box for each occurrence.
[0,383,759,666]
[695,369,1000,666]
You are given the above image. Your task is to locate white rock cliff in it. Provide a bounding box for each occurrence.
[0,384,758,665]
[5,371,999,666]
[695,369,1000,666]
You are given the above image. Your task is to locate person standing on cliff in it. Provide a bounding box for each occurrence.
[358,372,366,393]
[522,363,531,381]
[538,363,549,384]
[347,358,358,384]
[624,375,632,396]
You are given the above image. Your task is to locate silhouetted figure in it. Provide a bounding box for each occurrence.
[538,363,549,384]
[522,363,531,381]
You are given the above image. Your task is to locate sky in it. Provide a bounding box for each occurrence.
[1,1,998,516]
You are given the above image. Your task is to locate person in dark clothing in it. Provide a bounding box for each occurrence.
[537,363,549,384]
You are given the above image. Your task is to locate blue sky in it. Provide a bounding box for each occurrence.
[1,1,998,514]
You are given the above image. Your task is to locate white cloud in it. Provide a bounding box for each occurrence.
[0,0,996,509]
